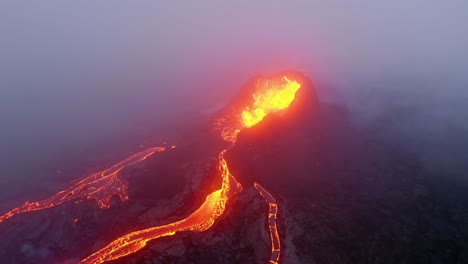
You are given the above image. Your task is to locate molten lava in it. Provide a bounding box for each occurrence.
[254,182,281,264]
[242,76,301,128]
[217,74,302,143]
[79,151,242,263]
[80,74,301,263]
[0,73,303,264]
[0,146,166,223]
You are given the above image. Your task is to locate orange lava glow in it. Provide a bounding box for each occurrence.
[80,74,301,263]
[242,76,301,128]
[217,75,302,143]
[79,151,242,264]
[254,182,281,264]
[0,146,166,223]
[1,73,303,264]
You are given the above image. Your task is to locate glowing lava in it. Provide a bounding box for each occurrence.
[80,74,301,263]
[79,150,242,263]
[254,182,281,264]
[0,146,166,223]
[242,76,301,128]
[0,73,303,264]
[217,75,302,143]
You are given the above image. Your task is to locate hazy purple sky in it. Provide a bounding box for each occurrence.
[1,1,467,198]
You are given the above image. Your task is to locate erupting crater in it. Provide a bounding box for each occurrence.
[0,71,307,264]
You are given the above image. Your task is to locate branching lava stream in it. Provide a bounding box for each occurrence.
[0,146,166,223]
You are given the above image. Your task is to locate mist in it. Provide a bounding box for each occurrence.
[1,1,468,201]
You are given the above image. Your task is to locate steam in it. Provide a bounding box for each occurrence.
[0,0,468,198]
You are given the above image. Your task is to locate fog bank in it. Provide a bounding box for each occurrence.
[1,1,467,198]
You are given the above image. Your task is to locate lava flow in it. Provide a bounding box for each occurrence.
[0,73,303,264]
[0,146,166,223]
[80,73,302,264]
[79,150,242,263]
[254,182,281,264]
